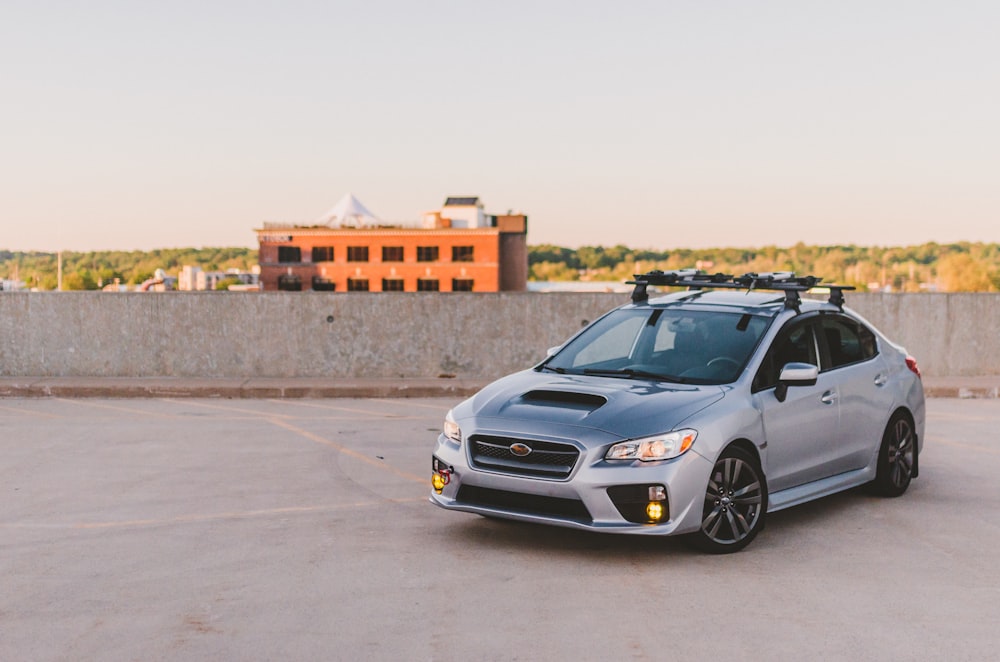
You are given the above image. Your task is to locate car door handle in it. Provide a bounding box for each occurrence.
[820,391,838,405]
[874,373,888,387]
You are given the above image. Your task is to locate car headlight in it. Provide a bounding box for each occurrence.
[605,429,698,462]
[443,410,462,445]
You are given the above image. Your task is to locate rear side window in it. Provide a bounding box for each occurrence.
[819,316,878,370]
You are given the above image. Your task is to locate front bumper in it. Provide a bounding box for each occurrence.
[430,432,714,536]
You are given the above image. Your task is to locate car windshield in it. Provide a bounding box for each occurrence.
[542,307,772,384]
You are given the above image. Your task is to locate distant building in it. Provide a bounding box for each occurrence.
[423,197,488,229]
[1,278,27,292]
[179,265,260,291]
[255,195,528,292]
[139,269,176,292]
[178,266,202,291]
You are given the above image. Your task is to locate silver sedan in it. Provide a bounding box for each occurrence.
[431,273,925,553]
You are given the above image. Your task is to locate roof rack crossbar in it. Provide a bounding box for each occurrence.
[627,270,856,309]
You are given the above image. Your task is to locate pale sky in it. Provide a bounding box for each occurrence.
[2,0,997,252]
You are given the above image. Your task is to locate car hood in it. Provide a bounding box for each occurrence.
[457,370,726,440]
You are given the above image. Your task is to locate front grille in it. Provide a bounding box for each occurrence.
[469,435,580,479]
[457,485,592,523]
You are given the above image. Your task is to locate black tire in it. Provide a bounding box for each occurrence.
[690,446,767,554]
[874,414,916,497]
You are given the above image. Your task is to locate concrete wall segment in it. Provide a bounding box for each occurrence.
[1,291,996,379]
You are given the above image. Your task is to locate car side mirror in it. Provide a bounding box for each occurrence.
[774,362,819,402]
[546,345,562,357]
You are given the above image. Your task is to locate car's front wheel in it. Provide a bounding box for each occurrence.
[873,413,916,497]
[690,446,767,553]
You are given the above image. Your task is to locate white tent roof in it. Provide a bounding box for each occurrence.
[316,193,379,228]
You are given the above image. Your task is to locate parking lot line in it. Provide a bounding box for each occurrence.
[265,417,427,484]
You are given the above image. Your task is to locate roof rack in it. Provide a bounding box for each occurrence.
[627,270,856,312]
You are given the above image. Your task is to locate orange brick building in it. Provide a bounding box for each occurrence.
[255,197,527,292]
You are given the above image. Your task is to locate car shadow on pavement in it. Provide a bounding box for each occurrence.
[442,484,881,558]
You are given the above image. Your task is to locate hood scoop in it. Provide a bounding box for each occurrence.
[519,389,608,411]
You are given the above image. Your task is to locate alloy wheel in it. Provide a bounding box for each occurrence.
[886,417,914,489]
[701,455,764,545]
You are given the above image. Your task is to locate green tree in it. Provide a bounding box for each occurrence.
[214,277,242,290]
[936,253,995,292]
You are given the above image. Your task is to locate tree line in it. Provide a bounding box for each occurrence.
[529,242,1000,292]
[2,242,998,291]
[0,248,256,290]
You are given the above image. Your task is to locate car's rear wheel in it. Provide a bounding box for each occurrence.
[690,446,767,554]
[874,414,915,497]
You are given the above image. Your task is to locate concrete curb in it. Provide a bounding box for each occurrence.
[0,376,997,399]
[0,377,491,400]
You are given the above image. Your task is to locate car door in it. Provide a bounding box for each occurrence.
[752,318,842,492]
[816,314,894,473]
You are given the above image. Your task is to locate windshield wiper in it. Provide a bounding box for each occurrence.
[582,368,682,383]
[538,364,567,374]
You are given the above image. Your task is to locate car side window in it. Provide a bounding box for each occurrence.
[752,320,817,392]
[819,316,878,370]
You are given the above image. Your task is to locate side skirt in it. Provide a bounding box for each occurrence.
[767,466,875,513]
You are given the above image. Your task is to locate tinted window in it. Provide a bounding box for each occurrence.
[820,316,878,370]
[754,321,817,391]
[546,308,771,384]
[558,311,646,369]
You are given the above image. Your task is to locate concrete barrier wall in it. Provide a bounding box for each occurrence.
[1,292,997,379]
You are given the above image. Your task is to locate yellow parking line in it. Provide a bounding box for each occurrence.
[269,399,430,420]
[0,403,64,418]
[266,417,427,484]
[1,498,426,531]
[55,398,179,418]
[169,399,294,418]
[268,399,420,417]
[370,398,453,412]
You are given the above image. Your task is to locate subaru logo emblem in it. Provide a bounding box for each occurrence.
[509,442,532,457]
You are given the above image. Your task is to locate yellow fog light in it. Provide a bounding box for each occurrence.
[432,470,451,494]
[646,501,664,522]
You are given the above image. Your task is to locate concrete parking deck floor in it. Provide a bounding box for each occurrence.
[1,397,999,660]
[1,374,998,398]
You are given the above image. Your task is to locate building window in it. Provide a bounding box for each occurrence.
[347,278,370,292]
[312,246,334,263]
[452,246,474,262]
[277,246,302,263]
[382,278,405,291]
[347,246,369,262]
[382,246,404,262]
[277,274,302,291]
[417,278,440,292]
[311,276,336,291]
[417,246,439,262]
[452,278,474,292]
